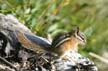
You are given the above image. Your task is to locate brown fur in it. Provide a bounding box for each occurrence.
[52,36,79,57]
[15,31,45,53]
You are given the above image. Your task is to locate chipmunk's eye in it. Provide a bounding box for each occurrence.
[75,31,86,43]
[79,33,85,41]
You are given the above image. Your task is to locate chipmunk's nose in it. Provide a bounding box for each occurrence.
[83,39,86,45]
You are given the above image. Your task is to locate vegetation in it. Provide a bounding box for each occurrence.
[0,0,108,71]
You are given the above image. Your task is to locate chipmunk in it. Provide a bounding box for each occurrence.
[50,27,86,58]
[6,27,86,59]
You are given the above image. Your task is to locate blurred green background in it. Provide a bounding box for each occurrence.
[0,0,108,71]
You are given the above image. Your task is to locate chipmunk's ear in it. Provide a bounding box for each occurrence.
[74,27,79,34]
[68,26,79,36]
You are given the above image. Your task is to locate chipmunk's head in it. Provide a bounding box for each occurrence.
[69,27,86,45]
